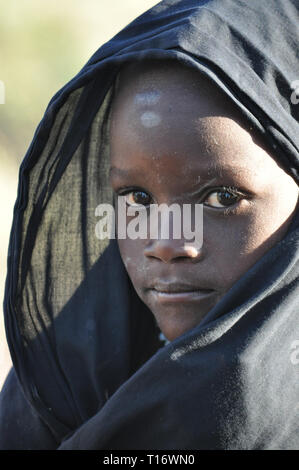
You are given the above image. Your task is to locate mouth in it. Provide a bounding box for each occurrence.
[148,282,215,303]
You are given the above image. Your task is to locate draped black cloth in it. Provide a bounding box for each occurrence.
[0,0,298,450]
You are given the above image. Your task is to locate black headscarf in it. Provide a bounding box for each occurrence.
[0,0,298,450]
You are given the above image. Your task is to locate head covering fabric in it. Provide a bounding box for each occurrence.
[0,0,298,450]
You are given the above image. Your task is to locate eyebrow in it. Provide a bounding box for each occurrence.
[109,165,250,180]
[109,166,142,178]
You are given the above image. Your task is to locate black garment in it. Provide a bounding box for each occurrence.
[1,0,298,450]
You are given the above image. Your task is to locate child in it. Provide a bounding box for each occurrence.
[0,0,298,450]
[110,59,298,343]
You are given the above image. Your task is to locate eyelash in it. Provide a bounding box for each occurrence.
[204,185,246,213]
[116,185,248,214]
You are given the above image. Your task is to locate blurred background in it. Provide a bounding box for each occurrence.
[0,0,158,390]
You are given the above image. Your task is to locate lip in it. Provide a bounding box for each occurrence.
[148,282,215,303]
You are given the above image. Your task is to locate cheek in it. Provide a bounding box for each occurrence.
[204,198,295,288]
[202,215,252,287]
[117,238,148,289]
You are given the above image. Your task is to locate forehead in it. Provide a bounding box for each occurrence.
[109,60,277,184]
[112,59,241,119]
[110,60,250,150]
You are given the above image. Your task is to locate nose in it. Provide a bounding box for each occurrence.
[144,239,202,263]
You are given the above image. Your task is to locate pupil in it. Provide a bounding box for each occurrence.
[218,190,237,206]
[134,191,150,205]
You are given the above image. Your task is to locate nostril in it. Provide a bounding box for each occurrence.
[144,240,202,263]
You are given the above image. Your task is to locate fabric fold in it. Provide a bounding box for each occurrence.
[1,0,298,450]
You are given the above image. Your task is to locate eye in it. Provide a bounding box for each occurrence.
[203,186,244,209]
[121,190,153,208]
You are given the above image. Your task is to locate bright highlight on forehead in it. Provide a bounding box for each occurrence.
[134,90,161,106]
[141,111,161,128]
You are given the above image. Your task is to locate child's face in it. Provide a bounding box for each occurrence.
[109,61,299,342]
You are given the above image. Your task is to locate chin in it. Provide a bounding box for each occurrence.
[156,315,204,342]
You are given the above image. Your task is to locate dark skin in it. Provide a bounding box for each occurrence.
[109,60,299,342]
